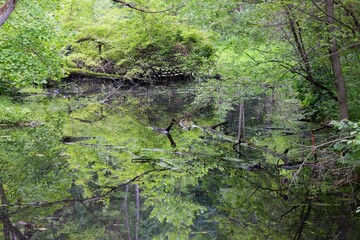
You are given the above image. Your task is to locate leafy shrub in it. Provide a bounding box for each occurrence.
[0,105,31,124]
[0,1,66,93]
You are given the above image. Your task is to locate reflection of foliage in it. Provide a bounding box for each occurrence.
[1,83,360,239]
[0,121,71,202]
[0,115,72,240]
[0,98,31,124]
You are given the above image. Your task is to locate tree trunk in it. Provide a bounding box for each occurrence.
[325,0,349,120]
[0,0,16,27]
[294,204,312,240]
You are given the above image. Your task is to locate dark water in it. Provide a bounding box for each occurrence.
[0,80,358,240]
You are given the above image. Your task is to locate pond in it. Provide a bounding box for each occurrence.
[0,79,359,240]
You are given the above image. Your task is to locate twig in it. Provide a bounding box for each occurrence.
[112,0,172,13]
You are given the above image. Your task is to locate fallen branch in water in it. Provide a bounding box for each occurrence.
[148,119,177,148]
[0,121,44,129]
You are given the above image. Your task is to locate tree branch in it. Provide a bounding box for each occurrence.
[0,0,16,27]
[112,0,172,13]
[285,5,338,101]
[338,1,360,33]
[309,0,356,33]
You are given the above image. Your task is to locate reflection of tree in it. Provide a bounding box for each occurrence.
[122,185,131,240]
[0,121,72,239]
[0,181,26,240]
[135,185,140,240]
[1,84,357,239]
[191,142,360,239]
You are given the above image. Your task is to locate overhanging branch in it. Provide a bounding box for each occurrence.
[0,0,16,26]
[112,0,172,13]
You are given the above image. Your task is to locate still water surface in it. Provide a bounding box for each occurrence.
[1,80,358,239]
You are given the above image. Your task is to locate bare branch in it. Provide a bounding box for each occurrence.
[338,1,360,33]
[112,0,172,13]
[285,5,338,101]
[309,0,356,33]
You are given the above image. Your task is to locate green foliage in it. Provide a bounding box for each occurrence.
[0,1,66,93]
[0,0,360,239]
[186,0,360,121]
[331,120,360,163]
[1,0,359,123]
[57,0,215,79]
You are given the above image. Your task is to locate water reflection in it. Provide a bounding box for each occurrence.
[0,81,359,239]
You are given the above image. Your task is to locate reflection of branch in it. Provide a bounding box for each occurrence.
[230,186,260,210]
[70,115,106,124]
[166,119,176,132]
[166,133,176,148]
[294,203,312,240]
[232,142,248,159]
[278,205,300,222]
[247,142,290,164]
[3,169,170,209]
[241,176,290,201]
[112,0,172,13]
[132,157,175,168]
[208,121,228,130]
[100,82,124,103]
[78,199,132,240]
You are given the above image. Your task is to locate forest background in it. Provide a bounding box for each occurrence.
[0,0,360,239]
[1,0,360,120]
